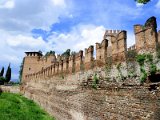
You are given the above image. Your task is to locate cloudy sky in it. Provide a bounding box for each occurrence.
[0,0,160,80]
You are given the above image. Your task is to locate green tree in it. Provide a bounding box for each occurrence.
[0,67,4,77]
[19,58,24,82]
[5,64,11,83]
[135,0,150,4]
[38,50,42,54]
[45,50,55,57]
[61,49,71,57]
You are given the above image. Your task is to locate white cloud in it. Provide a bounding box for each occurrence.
[127,32,135,48]
[6,35,50,51]
[156,0,160,8]
[0,29,53,80]
[47,25,105,53]
[47,24,136,53]
[136,3,144,7]
[0,0,152,80]
[51,0,66,7]
[0,0,15,9]
[0,0,71,33]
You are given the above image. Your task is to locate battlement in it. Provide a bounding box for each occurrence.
[127,45,136,51]
[96,39,108,49]
[75,50,83,59]
[85,45,94,70]
[85,45,94,54]
[105,30,121,34]
[96,39,108,66]
[22,16,160,82]
[25,52,43,57]
[134,16,158,53]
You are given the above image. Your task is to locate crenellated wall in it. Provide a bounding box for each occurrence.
[22,17,160,82]
[134,16,158,54]
[68,55,75,74]
[75,50,83,72]
[21,16,160,120]
[84,45,94,70]
[96,39,108,67]
[21,71,160,120]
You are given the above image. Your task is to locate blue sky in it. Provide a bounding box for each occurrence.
[0,0,160,80]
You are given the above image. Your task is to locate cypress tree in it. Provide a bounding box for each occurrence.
[5,64,11,83]
[0,67,4,77]
[19,58,24,82]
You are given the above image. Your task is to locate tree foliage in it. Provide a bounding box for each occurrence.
[0,67,4,77]
[19,58,24,82]
[45,50,55,57]
[0,76,5,85]
[61,49,71,57]
[5,64,11,83]
[135,0,150,4]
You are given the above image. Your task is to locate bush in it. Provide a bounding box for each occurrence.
[140,72,147,84]
[0,76,5,85]
[92,74,99,89]
[150,64,157,75]
[136,54,146,66]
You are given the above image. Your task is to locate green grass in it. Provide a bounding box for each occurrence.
[0,92,55,120]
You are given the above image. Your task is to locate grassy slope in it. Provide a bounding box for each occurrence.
[0,92,55,120]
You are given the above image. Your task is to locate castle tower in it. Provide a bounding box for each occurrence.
[22,52,43,81]
[104,30,127,64]
[63,56,69,74]
[75,50,83,72]
[68,55,75,74]
[134,16,158,53]
[84,45,94,70]
[96,39,108,67]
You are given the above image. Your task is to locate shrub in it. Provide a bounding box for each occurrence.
[92,74,99,89]
[140,71,147,84]
[136,54,146,66]
[136,54,147,84]
[0,76,5,85]
[150,64,157,75]
[157,48,160,59]
[117,63,124,80]
[136,53,157,84]
[127,50,137,60]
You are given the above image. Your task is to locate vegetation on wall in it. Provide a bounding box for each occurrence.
[146,54,157,76]
[136,54,148,83]
[92,74,99,89]
[117,63,125,80]
[105,57,112,75]
[127,50,137,61]
[157,48,160,59]
[136,53,157,84]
